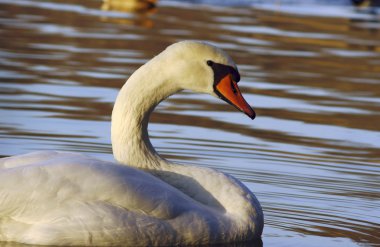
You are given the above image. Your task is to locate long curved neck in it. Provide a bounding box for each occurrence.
[111,58,181,169]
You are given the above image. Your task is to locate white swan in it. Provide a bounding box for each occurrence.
[0,41,263,246]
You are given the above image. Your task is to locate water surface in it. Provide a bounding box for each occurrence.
[1,0,380,246]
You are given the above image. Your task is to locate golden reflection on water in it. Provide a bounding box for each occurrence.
[0,0,380,246]
[100,0,157,27]
[101,0,157,13]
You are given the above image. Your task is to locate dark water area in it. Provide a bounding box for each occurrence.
[0,0,380,246]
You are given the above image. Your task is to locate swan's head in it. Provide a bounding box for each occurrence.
[162,41,255,119]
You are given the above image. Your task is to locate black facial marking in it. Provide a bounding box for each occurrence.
[231,81,237,94]
[206,60,240,86]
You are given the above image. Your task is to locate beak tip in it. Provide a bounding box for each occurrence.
[246,108,256,120]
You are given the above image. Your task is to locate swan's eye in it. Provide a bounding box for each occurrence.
[207,60,214,66]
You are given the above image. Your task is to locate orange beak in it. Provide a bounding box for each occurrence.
[215,74,256,119]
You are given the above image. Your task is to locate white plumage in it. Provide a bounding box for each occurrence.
[0,41,263,246]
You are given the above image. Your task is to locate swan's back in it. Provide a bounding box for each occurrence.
[0,151,261,245]
[1,152,185,245]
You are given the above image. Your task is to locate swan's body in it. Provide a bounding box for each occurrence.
[0,41,263,246]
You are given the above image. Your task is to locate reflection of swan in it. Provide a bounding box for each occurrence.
[0,41,263,246]
[101,0,157,13]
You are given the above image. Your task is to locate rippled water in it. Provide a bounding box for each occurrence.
[1,0,380,246]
